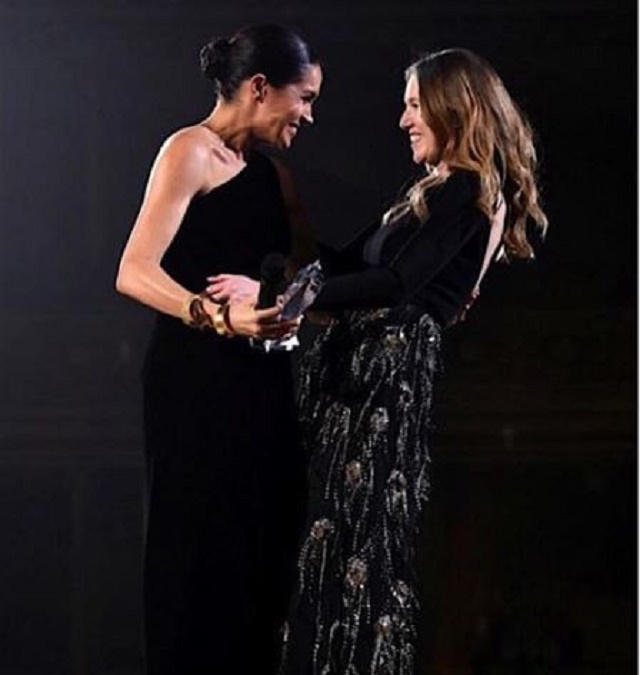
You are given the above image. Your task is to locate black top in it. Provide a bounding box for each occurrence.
[162,150,290,293]
[149,150,292,370]
[313,170,492,327]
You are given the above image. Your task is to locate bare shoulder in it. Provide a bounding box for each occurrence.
[159,124,246,192]
[158,126,220,166]
[150,127,213,179]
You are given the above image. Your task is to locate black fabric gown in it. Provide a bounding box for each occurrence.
[142,152,305,675]
[280,171,493,675]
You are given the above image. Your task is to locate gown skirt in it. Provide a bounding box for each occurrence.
[143,315,305,674]
[281,305,442,675]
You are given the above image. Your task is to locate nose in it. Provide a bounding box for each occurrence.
[399,109,410,129]
[302,104,314,125]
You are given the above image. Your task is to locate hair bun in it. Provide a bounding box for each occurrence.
[200,37,232,81]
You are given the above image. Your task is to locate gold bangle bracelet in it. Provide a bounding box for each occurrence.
[222,303,235,335]
[212,303,233,337]
[180,294,199,326]
[182,295,215,331]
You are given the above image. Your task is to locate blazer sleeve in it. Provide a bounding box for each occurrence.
[312,171,488,311]
[387,171,488,297]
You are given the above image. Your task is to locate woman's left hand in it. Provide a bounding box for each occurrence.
[206,274,260,304]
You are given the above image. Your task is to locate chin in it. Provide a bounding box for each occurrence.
[272,132,292,150]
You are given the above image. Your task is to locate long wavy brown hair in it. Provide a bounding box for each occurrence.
[385,48,548,260]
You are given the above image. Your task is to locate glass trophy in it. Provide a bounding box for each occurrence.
[250,260,324,353]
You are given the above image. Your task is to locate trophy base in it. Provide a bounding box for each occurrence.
[249,335,300,353]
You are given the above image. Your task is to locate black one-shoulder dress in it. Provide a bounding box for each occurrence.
[142,152,305,674]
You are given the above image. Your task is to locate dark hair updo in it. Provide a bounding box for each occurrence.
[200,24,316,100]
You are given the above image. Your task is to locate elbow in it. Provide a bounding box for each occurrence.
[115,258,137,298]
[115,272,128,297]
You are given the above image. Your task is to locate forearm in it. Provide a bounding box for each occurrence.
[116,255,196,319]
[116,256,299,340]
[311,266,403,311]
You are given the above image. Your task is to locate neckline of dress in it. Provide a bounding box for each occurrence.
[199,160,252,199]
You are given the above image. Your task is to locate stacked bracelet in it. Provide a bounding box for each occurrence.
[212,303,234,337]
[181,295,214,331]
[180,294,235,336]
[180,294,199,326]
[222,304,235,334]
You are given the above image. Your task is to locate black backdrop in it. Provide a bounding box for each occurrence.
[0,0,635,673]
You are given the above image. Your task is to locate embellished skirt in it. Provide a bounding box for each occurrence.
[280,306,442,675]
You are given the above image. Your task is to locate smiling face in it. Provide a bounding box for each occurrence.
[255,64,323,149]
[399,73,440,167]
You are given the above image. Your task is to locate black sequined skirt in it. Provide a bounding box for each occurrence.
[281,306,442,675]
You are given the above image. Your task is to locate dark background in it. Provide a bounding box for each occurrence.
[0,0,635,673]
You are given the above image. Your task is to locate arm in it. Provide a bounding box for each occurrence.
[116,131,209,317]
[311,266,404,311]
[116,132,294,339]
[312,171,486,311]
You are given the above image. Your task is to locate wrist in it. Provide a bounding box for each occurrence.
[181,294,214,330]
[222,303,235,335]
[212,302,234,337]
[200,296,234,337]
[181,295,234,337]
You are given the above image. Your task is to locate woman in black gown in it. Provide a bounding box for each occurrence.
[280,49,548,675]
[115,24,321,675]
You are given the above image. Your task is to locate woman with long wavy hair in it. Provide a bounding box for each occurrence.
[279,48,547,675]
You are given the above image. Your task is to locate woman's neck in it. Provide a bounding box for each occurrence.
[203,103,254,155]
